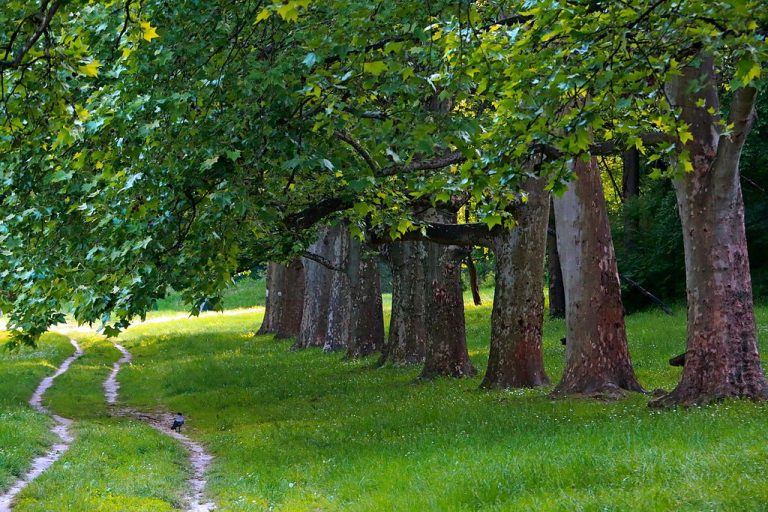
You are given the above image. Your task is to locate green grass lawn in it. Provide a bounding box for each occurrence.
[2,286,767,511]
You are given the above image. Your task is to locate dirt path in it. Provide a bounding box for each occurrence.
[0,339,83,511]
[105,342,216,512]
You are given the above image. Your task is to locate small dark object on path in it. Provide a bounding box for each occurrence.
[669,353,686,367]
[560,337,567,346]
[171,412,185,432]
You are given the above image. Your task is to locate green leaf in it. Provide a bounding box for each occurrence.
[363,61,388,76]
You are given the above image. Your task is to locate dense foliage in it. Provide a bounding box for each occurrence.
[1,1,766,341]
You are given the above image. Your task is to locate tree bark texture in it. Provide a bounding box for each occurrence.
[553,157,643,397]
[323,224,352,352]
[257,263,280,335]
[346,238,385,358]
[295,226,335,349]
[547,196,566,319]
[481,178,550,389]
[379,240,430,366]
[651,57,768,406]
[622,147,641,256]
[258,261,305,339]
[420,209,476,379]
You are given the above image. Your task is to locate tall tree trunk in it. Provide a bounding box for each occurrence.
[651,57,768,407]
[347,238,385,358]
[379,241,429,366]
[622,148,641,256]
[481,178,550,389]
[547,196,566,319]
[295,226,334,349]
[553,157,643,397]
[275,259,305,339]
[324,224,352,352]
[420,209,476,379]
[257,263,281,335]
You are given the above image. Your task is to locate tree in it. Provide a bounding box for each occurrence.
[650,57,768,406]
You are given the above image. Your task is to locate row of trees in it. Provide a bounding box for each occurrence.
[1,1,766,406]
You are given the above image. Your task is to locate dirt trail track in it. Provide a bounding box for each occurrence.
[0,339,83,511]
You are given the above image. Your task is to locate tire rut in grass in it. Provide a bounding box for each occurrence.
[0,338,83,511]
[105,341,216,512]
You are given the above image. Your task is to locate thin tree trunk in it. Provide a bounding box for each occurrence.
[257,263,281,335]
[547,196,566,319]
[465,255,483,306]
[481,178,550,389]
[651,57,768,406]
[420,209,475,379]
[552,157,643,397]
[622,148,641,256]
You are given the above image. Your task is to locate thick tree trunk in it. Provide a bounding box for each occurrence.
[346,239,385,358]
[546,196,566,319]
[651,58,768,407]
[257,263,281,335]
[275,259,305,339]
[552,157,643,397]
[420,209,476,379]
[379,241,429,366]
[324,225,352,352]
[481,178,550,389]
[258,261,304,338]
[295,227,334,349]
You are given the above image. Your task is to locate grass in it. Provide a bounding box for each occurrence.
[151,278,266,316]
[0,333,73,491]
[4,334,190,511]
[2,283,767,510]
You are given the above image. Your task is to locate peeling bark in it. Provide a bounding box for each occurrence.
[379,240,429,366]
[553,157,643,397]
[346,239,385,358]
[420,209,476,379]
[481,178,550,389]
[258,261,305,339]
[324,225,352,352]
[651,57,768,407]
[295,226,334,349]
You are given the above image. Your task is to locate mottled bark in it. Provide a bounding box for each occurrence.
[420,209,475,379]
[347,239,385,358]
[257,263,280,335]
[295,227,334,349]
[324,225,352,352]
[258,261,304,339]
[547,196,566,319]
[553,157,643,397]
[275,260,305,339]
[651,57,767,407]
[481,178,550,389]
[379,241,429,366]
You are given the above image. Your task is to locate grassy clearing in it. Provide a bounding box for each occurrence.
[109,303,768,511]
[151,278,266,316]
[0,333,73,491]
[11,334,190,511]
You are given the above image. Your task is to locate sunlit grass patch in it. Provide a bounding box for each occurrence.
[110,302,768,511]
[0,333,74,491]
[11,334,190,511]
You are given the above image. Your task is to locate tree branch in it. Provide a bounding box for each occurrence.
[0,1,63,71]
